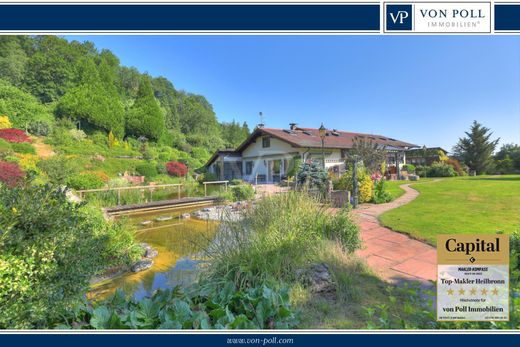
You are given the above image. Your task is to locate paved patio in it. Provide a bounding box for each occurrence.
[352,184,436,289]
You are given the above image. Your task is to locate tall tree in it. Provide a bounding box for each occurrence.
[56,56,125,137]
[125,76,165,140]
[495,143,520,173]
[350,137,387,173]
[0,36,28,86]
[453,120,499,175]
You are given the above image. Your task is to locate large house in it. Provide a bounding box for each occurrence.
[406,146,449,166]
[204,124,418,183]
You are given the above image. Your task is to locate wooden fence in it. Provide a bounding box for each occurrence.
[77,180,229,206]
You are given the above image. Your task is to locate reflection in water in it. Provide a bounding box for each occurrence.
[89,206,217,301]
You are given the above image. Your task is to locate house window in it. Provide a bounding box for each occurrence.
[262,136,270,148]
[245,161,253,175]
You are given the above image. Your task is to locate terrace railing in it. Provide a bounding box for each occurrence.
[77,180,230,206]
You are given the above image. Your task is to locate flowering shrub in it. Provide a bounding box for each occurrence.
[0,161,25,187]
[15,153,38,172]
[0,115,12,129]
[0,129,31,143]
[334,166,373,203]
[166,161,188,177]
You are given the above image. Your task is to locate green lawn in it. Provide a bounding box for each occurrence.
[380,175,520,245]
[385,178,437,201]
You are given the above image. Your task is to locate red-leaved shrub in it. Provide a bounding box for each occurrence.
[0,128,32,143]
[0,161,25,187]
[166,161,188,177]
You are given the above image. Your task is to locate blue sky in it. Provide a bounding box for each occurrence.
[67,35,520,152]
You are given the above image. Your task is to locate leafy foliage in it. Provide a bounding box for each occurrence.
[220,120,250,149]
[372,179,392,204]
[350,137,387,174]
[0,184,141,328]
[57,82,125,138]
[125,76,165,141]
[135,162,158,179]
[229,184,255,202]
[37,155,81,185]
[205,192,360,288]
[0,80,54,130]
[333,165,373,203]
[66,171,107,190]
[453,120,499,175]
[166,161,188,177]
[60,282,297,330]
[494,143,520,174]
[296,162,328,191]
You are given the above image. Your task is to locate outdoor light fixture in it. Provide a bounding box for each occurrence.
[319,123,326,169]
[319,123,326,139]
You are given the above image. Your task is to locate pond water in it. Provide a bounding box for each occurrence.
[89,205,217,301]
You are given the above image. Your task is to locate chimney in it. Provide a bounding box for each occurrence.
[289,123,297,130]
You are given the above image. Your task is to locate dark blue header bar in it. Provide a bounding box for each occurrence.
[0,4,380,31]
[495,4,520,31]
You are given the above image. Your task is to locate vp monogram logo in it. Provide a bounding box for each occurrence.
[389,10,409,24]
[386,4,413,31]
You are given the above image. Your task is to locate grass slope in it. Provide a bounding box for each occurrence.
[380,175,520,245]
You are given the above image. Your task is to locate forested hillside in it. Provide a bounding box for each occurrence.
[0,36,249,170]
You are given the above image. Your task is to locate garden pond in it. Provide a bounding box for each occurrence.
[88,206,218,301]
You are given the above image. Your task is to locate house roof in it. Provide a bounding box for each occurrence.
[407,146,449,155]
[204,149,240,167]
[204,126,418,168]
[236,126,418,152]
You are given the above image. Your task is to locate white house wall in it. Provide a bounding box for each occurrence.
[241,136,299,182]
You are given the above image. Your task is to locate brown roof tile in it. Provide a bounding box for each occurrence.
[237,127,417,152]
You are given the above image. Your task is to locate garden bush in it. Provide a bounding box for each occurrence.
[446,158,466,176]
[372,179,392,204]
[135,162,158,178]
[66,171,106,190]
[296,162,328,191]
[415,165,429,177]
[15,153,39,172]
[334,166,373,203]
[37,155,81,185]
[27,119,52,136]
[429,161,457,177]
[0,184,141,328]
[401,164,415,173]
[0,160,25,187]
[0,128,31,143]
[166,161,188,177]
[229,184,255,201]
[10,142,36,155]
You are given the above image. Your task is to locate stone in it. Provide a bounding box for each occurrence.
[296,263,334,294]
[131,259,153,272]
[201,207,213,212]
[144,248,158,259]
[180,213,191,219]
[409,174,420,181]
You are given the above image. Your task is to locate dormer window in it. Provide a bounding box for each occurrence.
[262,136,271,148]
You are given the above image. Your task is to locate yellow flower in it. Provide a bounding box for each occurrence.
[11,207,17,214]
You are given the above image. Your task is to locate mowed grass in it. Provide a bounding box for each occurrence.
[380,175,520,245]
[385,178,437,201]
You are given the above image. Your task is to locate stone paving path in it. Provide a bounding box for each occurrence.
[352,184,436,289]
